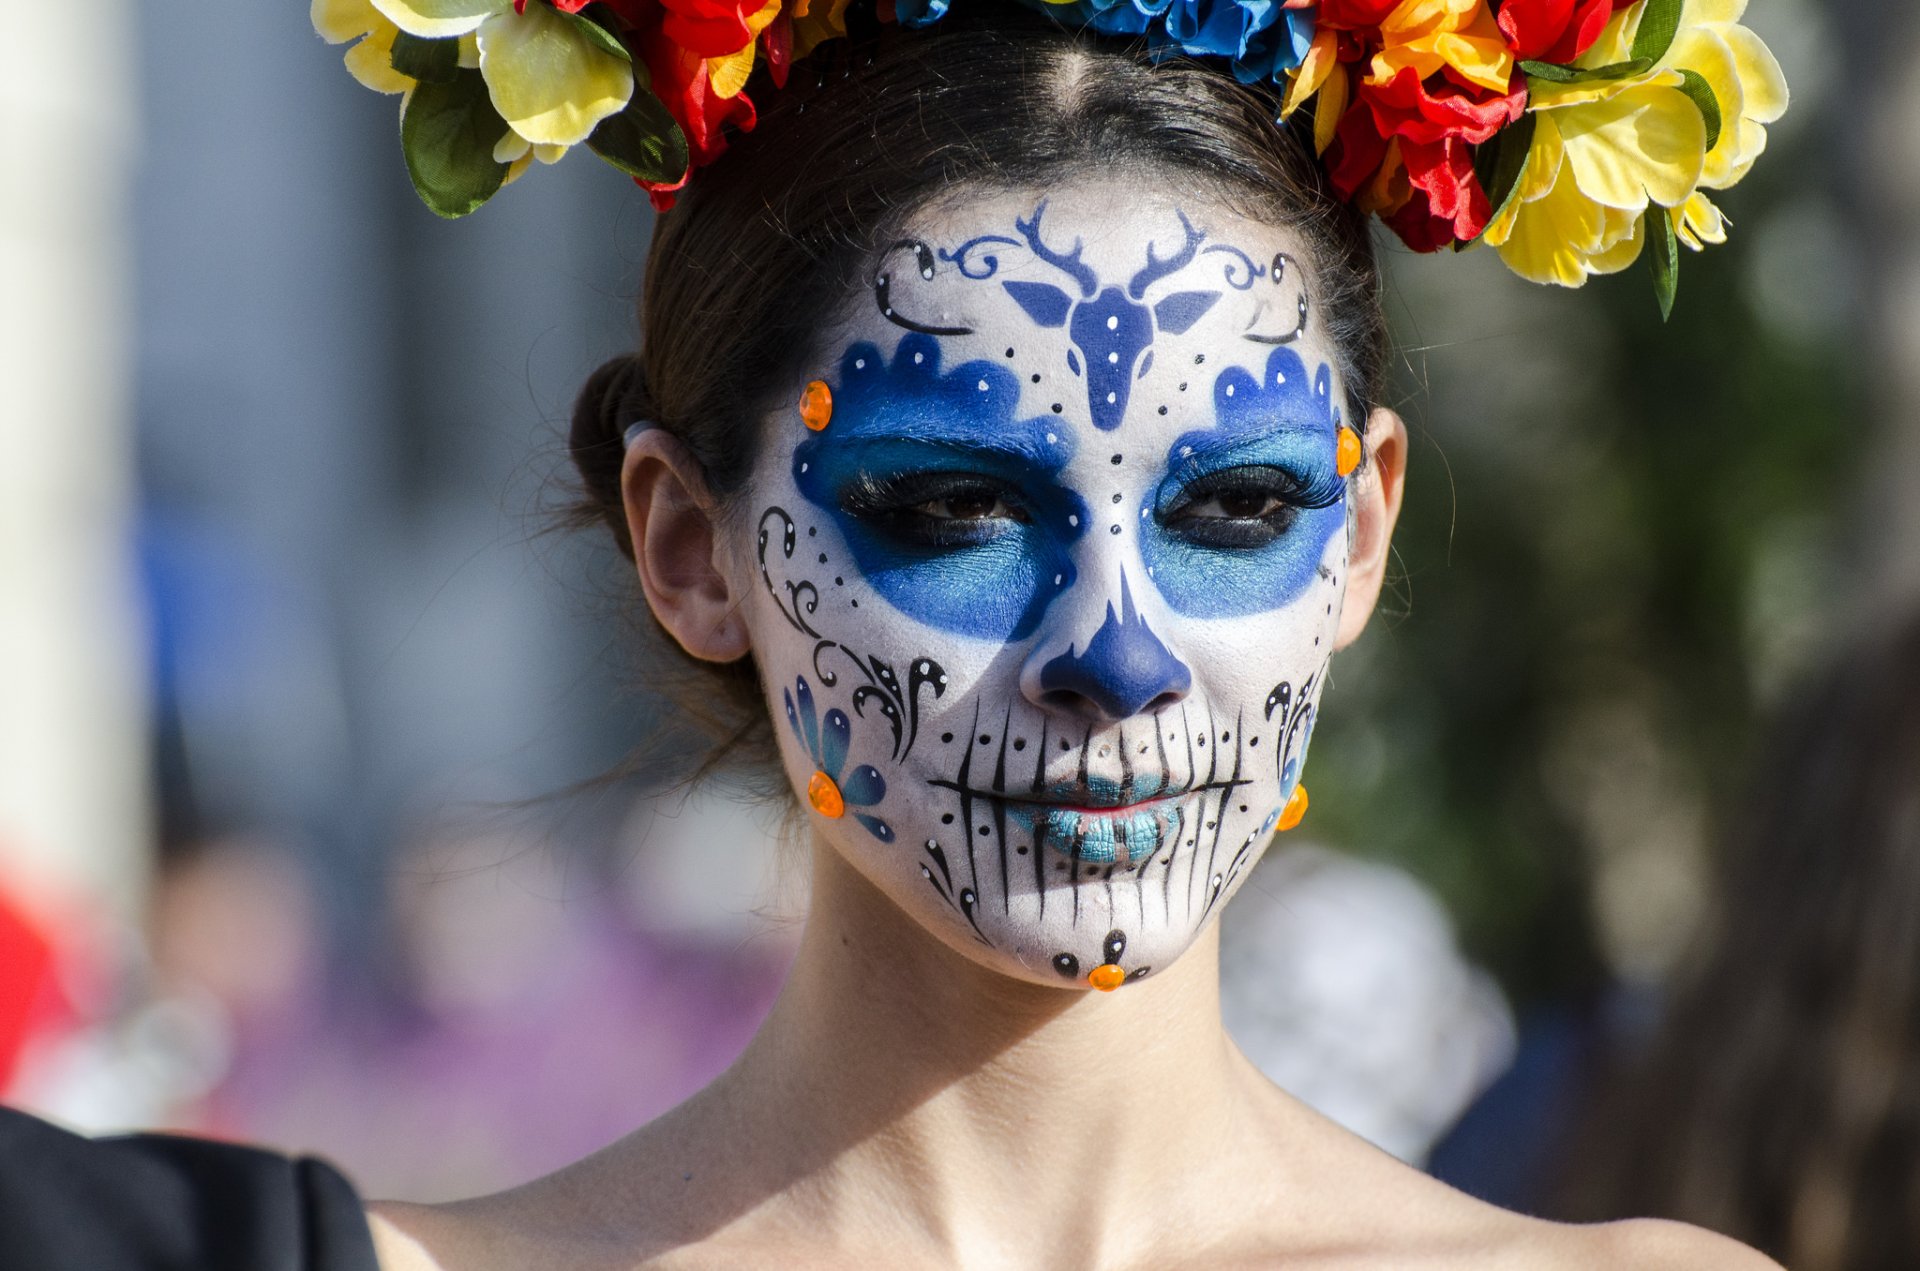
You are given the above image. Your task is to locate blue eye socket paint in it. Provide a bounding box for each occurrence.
[793,332,1089,642]
[1142,346,1348,619]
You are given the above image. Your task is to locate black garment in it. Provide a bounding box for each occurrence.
[0,1105,379,1271]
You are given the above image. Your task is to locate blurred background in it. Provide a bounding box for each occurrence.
[3,0,1915,1261]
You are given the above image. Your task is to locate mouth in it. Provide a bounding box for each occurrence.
[1002,781,1191,867]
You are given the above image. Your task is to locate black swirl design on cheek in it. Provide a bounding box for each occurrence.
[759,504,951,763]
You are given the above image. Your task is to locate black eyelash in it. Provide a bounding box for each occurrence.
[837,471,1028,548]
[1159,465,1336,549]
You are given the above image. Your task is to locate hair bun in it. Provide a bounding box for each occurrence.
[570,354,653,558]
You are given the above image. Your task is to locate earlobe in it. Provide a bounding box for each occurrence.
[621,430,752,663]
[1332,406,1408,651]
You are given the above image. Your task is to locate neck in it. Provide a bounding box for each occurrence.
[655,837,1290,1266]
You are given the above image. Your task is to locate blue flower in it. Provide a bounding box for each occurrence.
[785,676,895,842]
[984,0,1314,85]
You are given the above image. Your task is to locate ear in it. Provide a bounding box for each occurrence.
[1333,406,1408,650]
[621,429,752,663]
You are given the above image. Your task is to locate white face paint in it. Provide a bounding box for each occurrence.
[740,183,1355,990]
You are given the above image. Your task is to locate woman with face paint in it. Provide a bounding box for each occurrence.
[354,7,1781,1270]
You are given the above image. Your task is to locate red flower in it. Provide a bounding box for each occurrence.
[655,0,776,57]
[1327,102,1391,204]
[1360,65,1525,148]
[633,20,757,209]
[1392,136,1490,246]
[1316,0,1403,28]
[1327,80,1503,252]
[1497,0,1636,65]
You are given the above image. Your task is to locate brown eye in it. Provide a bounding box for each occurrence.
[1212,490,1280,519]
[1188,491,1285,520]
[918,492,1026,521]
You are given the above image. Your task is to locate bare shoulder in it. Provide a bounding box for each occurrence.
[1556,1218,1782,1270]
[364,1201,454,1271]
[362,1195,590,1271]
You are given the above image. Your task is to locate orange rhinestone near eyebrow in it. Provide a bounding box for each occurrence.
[1336,427,1362,477]
[807,770,846,818]
[799,380,833,431]
[1088,964,1127,992]
[1277,784,1310,832]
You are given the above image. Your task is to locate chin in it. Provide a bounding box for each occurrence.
[808,681,1324,992]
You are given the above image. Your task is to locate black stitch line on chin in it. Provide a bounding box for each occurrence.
[992,702,1013,914]
[1072,721,1093,928]
[954,699,983,919]
[1198,707,1243,918]
[1031,715,1050,919]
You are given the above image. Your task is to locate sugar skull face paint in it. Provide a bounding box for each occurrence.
[740,185,1353,990]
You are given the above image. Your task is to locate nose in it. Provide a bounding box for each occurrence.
[1024,573,1192,723]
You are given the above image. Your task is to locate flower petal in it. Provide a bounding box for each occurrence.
[1482,111,1565,247]
[793,678,820,762]
[821,708,851,783]
[1586,206,1646,274]
[1667,27,1748,186]
[706,42,756,99]
[1673,190,1728,248]
[842,764,887,808]
[476,5,634,147]
[852,812,895,843]
[1282,26,1340,121]
[344,24,416,94]
[1721,23,1787,124]
[314,0,378,44]
[1559,80,1705,209]
[1495,161,1609,286]
[372,0,496,39]
[493,128,531,163]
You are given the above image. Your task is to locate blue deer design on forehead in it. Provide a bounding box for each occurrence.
[869,203,1317,430]
[999,203,1222,431]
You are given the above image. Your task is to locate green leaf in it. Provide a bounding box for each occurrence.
[1676,68,1723,152]
[1631,0,1684,65]
[390,31,461,84]
[586,84,689,185]
[1471,112,1537,243]
[1646,205,1680,321]
[1520,57,1652,84]
[560,8,632,65]
[400,69,511,218]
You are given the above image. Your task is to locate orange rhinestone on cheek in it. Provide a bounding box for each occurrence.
[798,380,833,431]
[1277,783,1310,832]
[807,770,846,818]
[1087,964,1127,992]
[1335,426,1362,478]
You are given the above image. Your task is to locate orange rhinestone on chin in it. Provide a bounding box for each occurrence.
[798,380,833,431]
[1335,426,1362,477]
[807,770,845,818]
[1087,964,1127,992]
[1277,783,1309,832]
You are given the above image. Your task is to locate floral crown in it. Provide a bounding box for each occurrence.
[314,0,1785,313]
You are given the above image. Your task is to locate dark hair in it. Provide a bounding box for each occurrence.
[570,4,1386,774]
[1556,613,1920,1268]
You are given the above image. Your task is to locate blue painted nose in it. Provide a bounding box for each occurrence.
[1036,574,1192,721]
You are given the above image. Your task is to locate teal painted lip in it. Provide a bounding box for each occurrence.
[1004,791,1185,866]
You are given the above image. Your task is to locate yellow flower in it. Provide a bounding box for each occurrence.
[312,0,416,94]
[1483,0,1787,287]
[359,0,634,153]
